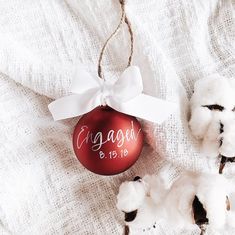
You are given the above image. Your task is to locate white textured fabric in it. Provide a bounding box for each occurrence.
[0,0,235,234]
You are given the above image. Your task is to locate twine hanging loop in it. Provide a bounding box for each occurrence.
[97,0,134,80]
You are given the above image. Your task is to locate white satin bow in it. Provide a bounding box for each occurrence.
[48,66,177,123]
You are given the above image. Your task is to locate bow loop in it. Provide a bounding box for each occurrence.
[112,66,143,102]
[48,66,177,123]
[70,66,101,94]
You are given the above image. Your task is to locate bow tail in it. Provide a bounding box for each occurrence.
[48,89,100,121]
[108,94,177,124]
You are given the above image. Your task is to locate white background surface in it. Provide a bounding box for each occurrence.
[0,0,235,234]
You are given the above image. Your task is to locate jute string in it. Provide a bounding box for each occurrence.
[98,0,133,80]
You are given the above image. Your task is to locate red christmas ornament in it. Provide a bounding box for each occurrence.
[73,106,144,175]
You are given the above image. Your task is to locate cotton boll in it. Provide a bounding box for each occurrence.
[226,211,235,228]
[116,180,147,212]
[191,76,235,109]
[225,188,235,228]
[164,173,197,228]
[117,172,234,233]
[189,76,230,141]
[126,196,165,231]
[201,111,235,157]
[197,190,226,229]
[143,175,168,204]
[149,187,165,206]
[201,138,219,158]
[196,174,229,230]
[201,117,221,157]
[219,119,235,157]
[164,173,231,231]
[205,226,222,235]
[117,177,167,232]
[189,106,212,140]
[175,184,196,225]
[228,78,235,93]
[141,174,154,195]
[189,76,235,159]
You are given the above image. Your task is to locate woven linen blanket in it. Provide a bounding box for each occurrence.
[0,0,235,234]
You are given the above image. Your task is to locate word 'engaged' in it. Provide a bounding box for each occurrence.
[76,121,141,151]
